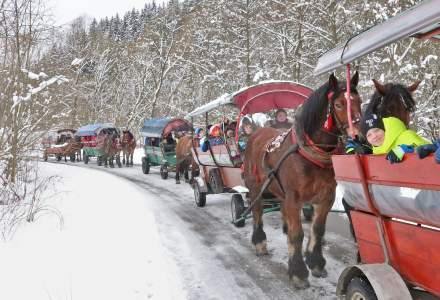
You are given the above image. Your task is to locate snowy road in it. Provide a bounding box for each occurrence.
[44,153,356,300]
[1,154,357,300]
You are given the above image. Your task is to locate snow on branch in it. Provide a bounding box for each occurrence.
[12,75,69,110]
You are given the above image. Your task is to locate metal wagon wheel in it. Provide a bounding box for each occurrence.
[160,164,168,180]
[231,194,246,227]
[193,180,206,207]
[141,157,150,174]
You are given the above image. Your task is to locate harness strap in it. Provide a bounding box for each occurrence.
[239,143,299,221]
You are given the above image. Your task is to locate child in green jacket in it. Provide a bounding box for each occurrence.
[360,113,431,163]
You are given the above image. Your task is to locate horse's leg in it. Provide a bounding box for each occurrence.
[130,149,134,166]
[122,149,126,165]
[110,155,114,168]
[251,194,268,256]
[175,162,181,184]
[305,191,334,278]
[184,162,189,183]
[283,198,309,289]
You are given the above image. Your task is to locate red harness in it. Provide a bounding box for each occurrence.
[291,129,339,169]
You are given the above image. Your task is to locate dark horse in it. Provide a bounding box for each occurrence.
[175,134,198,184]
[243,73,362,288]
[366,79,421,126]
[99,131,121,168]
[121,130,136,166]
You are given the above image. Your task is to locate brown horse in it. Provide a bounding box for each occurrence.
[243,73,362,289]
[367,79,421,127]
[121,130,136,166]
[175,134,198,184]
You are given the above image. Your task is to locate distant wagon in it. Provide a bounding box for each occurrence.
[314,0,440,299]
[140,118,192,179]
[42,129,81,162]
[76,123,122,167]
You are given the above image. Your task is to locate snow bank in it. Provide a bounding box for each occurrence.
[0,162,185,300]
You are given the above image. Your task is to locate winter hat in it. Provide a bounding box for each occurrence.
[241,117,252,127]
[195,127,203,136]
[360,113,384,137]
[209,124,222,137]
[275,108,287,116]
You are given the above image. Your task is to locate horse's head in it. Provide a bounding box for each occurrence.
[301,72,362,143]
[122,130,132,143]
[369,79,420,126]
[327,72,362,137]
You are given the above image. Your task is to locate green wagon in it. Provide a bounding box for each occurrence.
[140,118,191,179]
[76,123,122,167]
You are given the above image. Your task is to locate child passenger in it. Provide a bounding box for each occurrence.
[238,117,254,152]
[359,113,431,163]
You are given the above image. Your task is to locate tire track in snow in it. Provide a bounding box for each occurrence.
[44,160,357,299]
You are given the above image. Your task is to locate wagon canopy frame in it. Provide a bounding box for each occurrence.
[186,81,313,118]
[314,0,440,75]
[75,123,119,137]
[140,118,191,139]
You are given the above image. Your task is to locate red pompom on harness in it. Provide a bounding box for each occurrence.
[323,91,334,132]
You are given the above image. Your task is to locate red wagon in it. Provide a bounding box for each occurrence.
[187,81,314,225]
[314,0,440,298]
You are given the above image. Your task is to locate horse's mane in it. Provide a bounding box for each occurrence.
[366,83,416,116]
[298,80,358,136]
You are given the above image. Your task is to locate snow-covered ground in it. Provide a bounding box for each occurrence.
[0,162,186,300]
[0,149,355,299]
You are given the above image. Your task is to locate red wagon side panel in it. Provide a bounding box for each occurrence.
[351,210,440,297]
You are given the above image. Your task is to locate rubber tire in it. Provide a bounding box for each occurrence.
[302,204,314,222]
[142,158,150,174]
[97,156,102,166]
[193,180,206,207]
[70,154,76,162]
[160,164,168,180]
[208,168,224,194]
[346,277,378,300]
[116,155,122,168]
[84,154,89,164]
[231,194,245,228]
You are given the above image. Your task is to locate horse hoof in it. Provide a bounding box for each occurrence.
[311,267,328,278]
[255,241,268,256]
[292,276,310,289]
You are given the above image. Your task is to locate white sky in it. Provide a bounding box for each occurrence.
[49,0,166,25]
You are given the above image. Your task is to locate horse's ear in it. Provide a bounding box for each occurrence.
[407,80,421,93]
[328,73,338,90]
[372,79,386,95]
[350,71,359,86]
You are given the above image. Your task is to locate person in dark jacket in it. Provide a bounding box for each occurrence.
[269,109,293,130]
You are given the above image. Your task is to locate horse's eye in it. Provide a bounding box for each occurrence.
[334,102,344,110]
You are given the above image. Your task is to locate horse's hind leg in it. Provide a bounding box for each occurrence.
[175,163,181,184]
[305,191,334,278]
[251,195,268,256]
[130,152,134,166]
[283,198,309,289]
[184,164,189,183]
